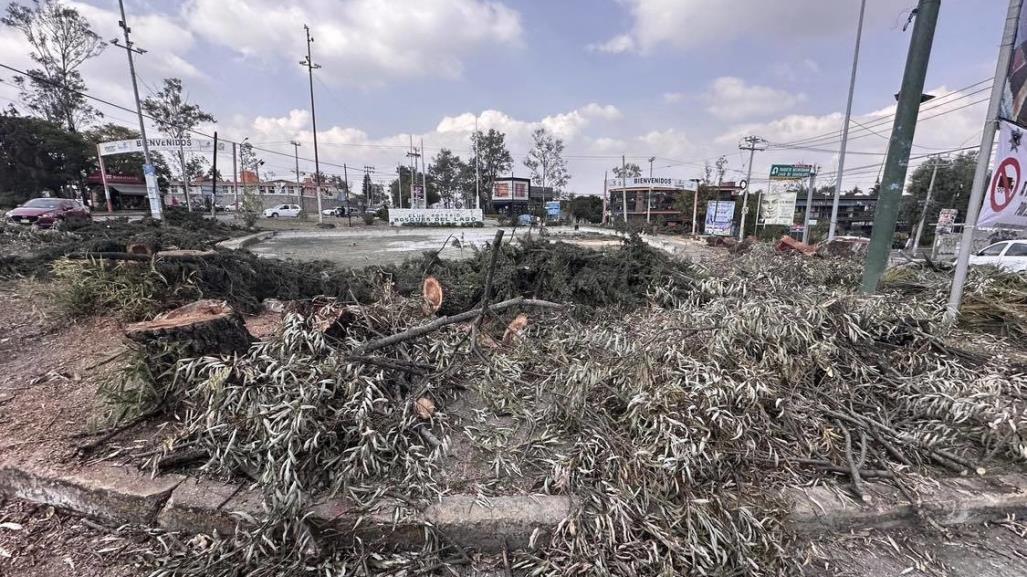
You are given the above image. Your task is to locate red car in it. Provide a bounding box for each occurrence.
[5,198,91,229]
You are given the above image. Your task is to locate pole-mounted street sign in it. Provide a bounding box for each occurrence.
[769,164,814,180]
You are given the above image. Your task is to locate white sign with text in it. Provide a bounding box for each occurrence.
[388,208,483,226]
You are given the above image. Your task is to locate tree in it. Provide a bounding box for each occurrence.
[714,155,728,185]
[361,172,374,207]
[0,110,87,204]
[430,148,466,208]
[612,162,641,178]
[141,78,215,210]
[523,127,569,196]
[3,0,105,131]
[568,195,603,223]
[470,128,512,212]
[389,165,439,208]
[899,151,977,243]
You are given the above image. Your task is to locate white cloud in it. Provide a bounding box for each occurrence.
[587,34,634,54]
[704,77,805,120]
[182,0,521,83]
[711,85,989,192]
[594,0,891,54]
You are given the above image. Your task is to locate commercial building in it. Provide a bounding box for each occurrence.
[791,193,878,236]
[491,177,557,214]
[606,177,697,224]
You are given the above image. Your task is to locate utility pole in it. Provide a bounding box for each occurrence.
[621,155,628,223]
[420,138,428,208]
[602,170,608,225]
[301,24,324,224]
[647,156,655,224]
[828,0,867,240]
[738,136,767,240]
[397,164,404,208]
[210,131,218,218]
[113,0,160,220]
[801,165,818,244]
[690,178,702,235]
[290,140,302,206]
[406,136,420,208]
[232,142,238,210]
[473,117,480,210]
[342,163,352,226]
[911,158,940,255]
[862,0,941,293]
[947,0,1022,321]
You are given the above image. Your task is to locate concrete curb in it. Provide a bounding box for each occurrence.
[0,460,571,552]
[785,473,1027,533]
[5,458,1026,549]
[218,230,275,250]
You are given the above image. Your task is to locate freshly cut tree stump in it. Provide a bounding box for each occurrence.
[125,299,253,356]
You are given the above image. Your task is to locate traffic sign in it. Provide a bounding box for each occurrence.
[990,156,1019,212]
[769,164,813,180]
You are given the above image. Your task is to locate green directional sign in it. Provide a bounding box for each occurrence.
[769,164,813,180]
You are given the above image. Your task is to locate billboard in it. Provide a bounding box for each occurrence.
[704,200,735,236]
[512,180,529,200]
[979,120,1027,229]
[493,181,511,200]
[761,181,799,226]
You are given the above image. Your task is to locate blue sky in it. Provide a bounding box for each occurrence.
[0,0,1009,194]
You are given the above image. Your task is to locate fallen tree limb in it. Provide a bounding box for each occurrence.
[349,296,564,356]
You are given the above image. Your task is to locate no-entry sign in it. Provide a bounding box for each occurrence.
[979,120,1027,229]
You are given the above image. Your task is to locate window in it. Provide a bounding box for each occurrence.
[978,243,1008,256]
[1005,243,1027,257]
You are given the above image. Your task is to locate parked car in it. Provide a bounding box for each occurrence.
[263,204,302,218]
[321,206,350,217]
[968,239,1027,272]
[5,197,91,229]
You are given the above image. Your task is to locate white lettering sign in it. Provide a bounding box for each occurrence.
[99,137,227,157]
[609,177,691,190]
[388,208,484,226]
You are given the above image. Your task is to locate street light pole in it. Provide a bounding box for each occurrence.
[828,0,867,240]
[301,25,323,224]
[911,158,940,255]
[647,156,655,224]
[113,0,161,220]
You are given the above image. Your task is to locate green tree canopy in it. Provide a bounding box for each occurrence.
[470,128,512,212]
[3,0,106,131]
[0,111,87,204]
[900,151,977,244]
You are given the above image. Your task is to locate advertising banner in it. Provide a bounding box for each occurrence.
[760,181,799,226]
[492,181,511,200]
[1003,5,1027,126]
[513,181,529,200]
[704,200,735,236]
[99,137,227,156]
[979,120,1027,229]
[388,208,483,226]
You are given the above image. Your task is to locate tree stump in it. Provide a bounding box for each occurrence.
[124,299,253,356]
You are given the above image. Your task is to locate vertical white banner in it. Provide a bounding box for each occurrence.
[979,120,1027,229]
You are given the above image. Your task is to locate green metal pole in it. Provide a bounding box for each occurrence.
[861,0,940,293]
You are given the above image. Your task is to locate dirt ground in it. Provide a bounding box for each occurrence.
[0,279,128,467]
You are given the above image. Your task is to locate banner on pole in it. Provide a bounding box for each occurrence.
[1003,5,1027,126]
[979,120,1027,229]
[704,200,735,236]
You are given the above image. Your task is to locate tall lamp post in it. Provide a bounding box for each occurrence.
[300,25,324,224]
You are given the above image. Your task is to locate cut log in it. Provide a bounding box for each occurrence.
[126,242,156,256]
[124,299,253,356]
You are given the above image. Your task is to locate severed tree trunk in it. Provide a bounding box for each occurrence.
[125,299,253,356]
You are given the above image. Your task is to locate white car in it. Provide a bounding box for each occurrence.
[263,204,302,218]
[968,239,1027,272]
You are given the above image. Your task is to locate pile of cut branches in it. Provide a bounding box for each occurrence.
[114,243,1027,577]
